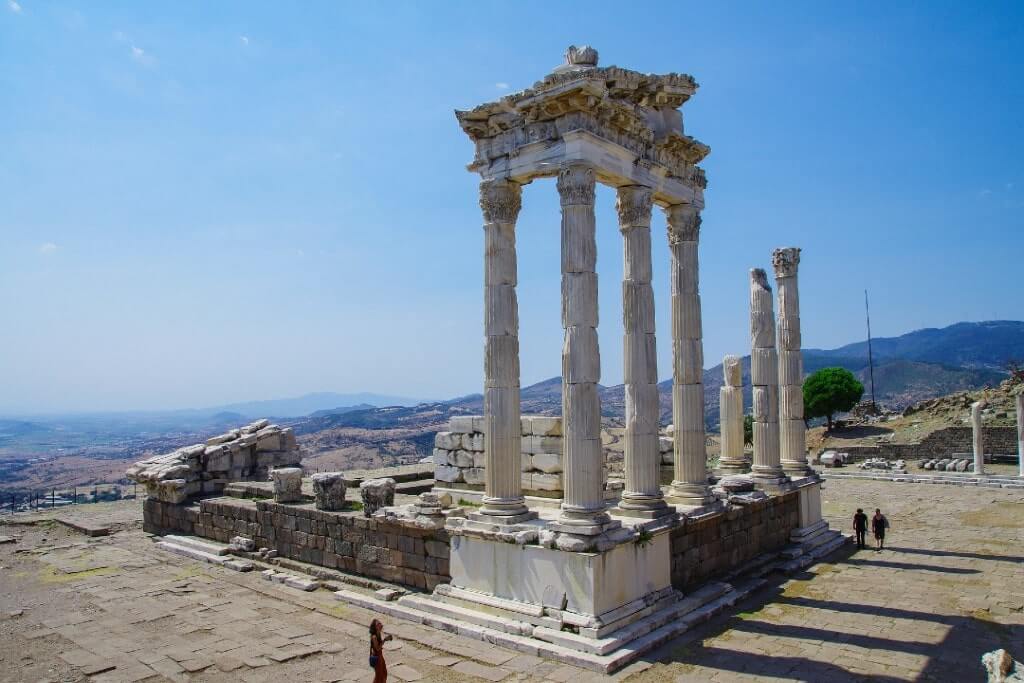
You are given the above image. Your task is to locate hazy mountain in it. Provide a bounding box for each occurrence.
[209,392,425,418]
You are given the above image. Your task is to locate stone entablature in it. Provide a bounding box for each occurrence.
[126,420,301,503]
[456,46,708,207]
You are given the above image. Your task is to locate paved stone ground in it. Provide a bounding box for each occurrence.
[1,478,1021,682]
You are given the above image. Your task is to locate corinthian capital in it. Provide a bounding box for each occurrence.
[664,204,701,244]
[479,179,522,224]
[556,164,595,207]
[771,247,801,278]
[615,186,653,230]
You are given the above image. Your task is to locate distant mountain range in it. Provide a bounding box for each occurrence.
[300,321,1020,433]
[208,392,423,418]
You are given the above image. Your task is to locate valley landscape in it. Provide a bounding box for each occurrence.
[1,320,1020,499]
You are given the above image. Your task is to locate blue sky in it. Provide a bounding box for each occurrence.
[1,2,1022,414]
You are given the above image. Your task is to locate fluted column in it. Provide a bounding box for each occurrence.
[479,179,529,519]
[971,401,986,476]
[773,247,813,478]
[750,268,786,485]
[717,355,749,475]
[665,204,712,507]
[557,164,609,529]
[616,186,669,517]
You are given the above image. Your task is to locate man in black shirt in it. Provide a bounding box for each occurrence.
[853,508,868,549]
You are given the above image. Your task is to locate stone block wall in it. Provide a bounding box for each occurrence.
[827,426,1019,462]
[127,420,301,503]
[433,415,565,497]
[144,496,449,590]
[670,490,800,590]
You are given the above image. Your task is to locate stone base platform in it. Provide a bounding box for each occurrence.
[819,470,1024,489]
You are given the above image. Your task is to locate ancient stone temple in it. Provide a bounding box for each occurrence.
[131,46,845,673]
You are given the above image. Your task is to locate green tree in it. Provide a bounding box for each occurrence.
[803,367,864,431]
[743,414,753,447]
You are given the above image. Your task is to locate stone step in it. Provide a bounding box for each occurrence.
[808,532,851,560]
[155,541,253,572]
[396,479,434,495]
[400,594,535,636]
[162,534,229,556]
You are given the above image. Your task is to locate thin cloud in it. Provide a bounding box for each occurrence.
[978,189,992,198]
[239,35,249,46]
[495,82,510,90]
[131,45,156,67]
[7,0,22,13]
[39,242,58,255]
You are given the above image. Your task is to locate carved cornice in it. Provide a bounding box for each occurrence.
[615,186,653,229]
[664,204,701,244]
[479,179,522,223]
[771,247,800,278]
[556,164,595,207]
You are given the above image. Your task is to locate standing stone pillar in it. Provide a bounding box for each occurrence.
[717,355,749,475]
[971,401,985,476]
[1016,392,1023,478]
[557,164,609,529]
[750,268,786,486]
[478,179,530,520]
[616,186,669,517]
[772,248,813,478]
[665,204,712,507]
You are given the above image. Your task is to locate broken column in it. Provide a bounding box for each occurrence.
[478,178,531,521]
[665,203,713,508]
[556,163,610,530]
[311,472,347,511]
[749,268,787,487]
[616,185,669,517]
[360,477,396,517]
[271,467,303,503]
[971,401,985,475]
[773,247,813,478]
[717,355,749,475]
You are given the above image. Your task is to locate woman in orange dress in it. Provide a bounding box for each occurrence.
[369,618,392,683]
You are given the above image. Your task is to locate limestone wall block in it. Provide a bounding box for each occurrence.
[462,467,486,486]
[778,350,803,387]
[531,472,563,491]
[434,432,459,450]
[531,452,563,473]
[434,446,453,466]
[359,478,395,517]
[447,450,472,468]
[622,281,655,334]
[281,428,297,451]
[673,338,704,384]
[461,432,484,452]
[522,415,562,436]
[624,332,658,384]
[750,348,779,386]
[520,472,533,490]
[256,432,282,452]
[523,435,563,455]
[433,465,463,483]
[562,326,601,384]
[484,285,519,336]
[778,385,804,419]
[521,453,533,472]
[473,451,486,468]
[205,445,232,472]
[484,335,520,388]
[561,273,599,328]
[449,416,476,434]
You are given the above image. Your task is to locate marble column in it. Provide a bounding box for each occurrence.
[478,179,530,520]
[750,268,786,485]
[1016,392,1023,478]
[971,401,985,476]
[665,204,712,507]
[717,355,749,475]
[772,248,813,478]
[616,186,669,517]
[557,164,609,529]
